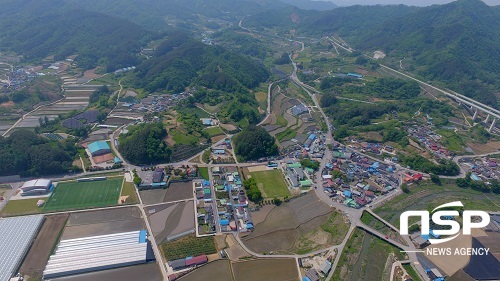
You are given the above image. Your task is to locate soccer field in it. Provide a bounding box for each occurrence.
[250,170,290,198]
[43,177,123,212]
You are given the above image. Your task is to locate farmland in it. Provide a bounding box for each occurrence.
[198,167,209,180]
[249,169,290,198]
[0,198,43,216]
[146,201,195,243]
[374,179,500,228]
[332,229,406,281]
[241,193,338,254]
[178,260,233,281]
[232,258,298,281]
[43,177,123,212]
[203,126,224,137]
[20,214,69,279]
[161,235,217,261]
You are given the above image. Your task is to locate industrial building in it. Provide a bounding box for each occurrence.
[0,215,45,281]
[20,179,53,196]
[43,230,149,279]
[87,140,111,156]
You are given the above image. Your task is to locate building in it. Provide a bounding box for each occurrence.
[87,141,111,156]
[0,215,45,281]
[304,134,316,148]
[152,168,164,183]
[347,72,363,79]
[43,230,149,279]
[21,179,53,196]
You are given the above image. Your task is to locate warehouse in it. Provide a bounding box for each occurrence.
[21,179,53,196]
[87,140,111,156]
[43,230,149,278]
[0,215,45,281]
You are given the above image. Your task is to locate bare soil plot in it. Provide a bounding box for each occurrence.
[242,193,337,254]
[140,189,167,205]
[148,201,195,243]
[225,234,250,260]
[61,207,144,240]
[52,263,162,281]
[164,181,194,202]
[467,141,500,154]
[250,205,275,225]
[20,214,69,278]
[178,260,233,281]
[232,259,298,281]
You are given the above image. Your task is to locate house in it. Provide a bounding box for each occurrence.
[320,260,332,275]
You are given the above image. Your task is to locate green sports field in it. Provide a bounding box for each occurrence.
[43,177,123,212]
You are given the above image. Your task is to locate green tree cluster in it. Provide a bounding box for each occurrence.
[243,177,262,202]
[119,123,171,165]
[233,125,278,161]
[457,172,499,194]
[0,130,79,176]
[399,154,459,176]
[300,158,320,171]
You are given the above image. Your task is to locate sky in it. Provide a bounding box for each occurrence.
[327,0,500,6]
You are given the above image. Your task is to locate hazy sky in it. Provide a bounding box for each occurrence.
[327,0,500,6]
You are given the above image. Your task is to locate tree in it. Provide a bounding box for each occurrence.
[331,170,343,179]
[233,125,278,161]
[119,123,171,165]
[272,197,282,206]
[430,174,441,185]
[133,175,142,185]
[401,183,409,193]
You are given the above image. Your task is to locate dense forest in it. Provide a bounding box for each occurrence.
[233,125,278,161]
[399,154,460,176]
[0,130,79,177]
[0,0,154,71]
[133,33,269,94]
[118,123,171,165]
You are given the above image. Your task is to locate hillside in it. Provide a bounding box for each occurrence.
[0,0,153,71]
[354,0,500,106]
[133,33,269,94]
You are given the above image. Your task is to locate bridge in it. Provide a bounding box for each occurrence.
[380,65,499,132]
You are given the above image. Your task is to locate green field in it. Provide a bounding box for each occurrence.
[199,167,209,180]
[204,126,224,137]
[43,177,123,211]
[250,170,290,198]
[121,181,139,204]
[161,235,216,261]
[0,198,43,216]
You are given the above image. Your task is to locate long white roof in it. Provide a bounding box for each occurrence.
[44,230,147,278]
[0,215,44,281]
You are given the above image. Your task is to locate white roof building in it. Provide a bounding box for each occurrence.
[0,215,45,281]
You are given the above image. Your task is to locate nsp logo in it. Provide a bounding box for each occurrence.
[400,201,490,244]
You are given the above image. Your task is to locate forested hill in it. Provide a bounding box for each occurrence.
[353,0,500,107]
[0,0,154,71]
[133,33,269,93]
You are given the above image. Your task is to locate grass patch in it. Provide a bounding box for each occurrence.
[199,167,209,180]
[204,126,224,137]
[177,107,211,118]
[276,128,297,142]
[43,177,123,212]
[161,235,217,261]
[402,264,422,281]
[78,149,91,168]
[1,198,43,216]
[170,129,199,145]
[121,181,139,204]
[436,129,466,153]
[250,170,290,198]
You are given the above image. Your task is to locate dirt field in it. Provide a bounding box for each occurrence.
[148,201,195,243]
[232,259,299,281]
[20,214,69,278]
[140,182,194,205]
[246,165,270,172]
[225,234,250,260]
[467,141,500,154]
[52,263,162,281]
[242,193,337,254]
[250,205,275,225]
[61,207,144,240]
[178,260,233,281]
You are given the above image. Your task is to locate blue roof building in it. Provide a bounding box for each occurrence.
[88,141,111,156]
[343,190,352,198]
[348,72,363,78]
